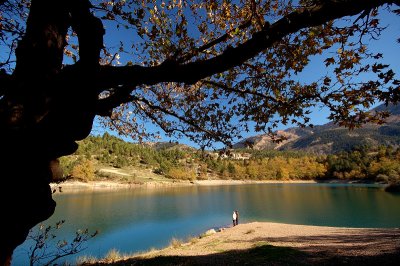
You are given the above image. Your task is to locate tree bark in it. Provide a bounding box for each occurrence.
[0,0,104,264]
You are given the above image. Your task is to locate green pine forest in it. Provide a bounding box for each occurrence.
[57,133,400,184]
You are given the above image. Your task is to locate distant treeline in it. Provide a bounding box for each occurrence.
[57,133,400,184]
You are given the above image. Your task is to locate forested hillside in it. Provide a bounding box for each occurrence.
[58,132,197,183]
[57,133,400,185]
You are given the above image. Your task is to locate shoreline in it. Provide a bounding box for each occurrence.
[51,178,386,194]
[90,221,400,265]
[50,179,312,193]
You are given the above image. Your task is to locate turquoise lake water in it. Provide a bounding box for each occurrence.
[12,183,400,265]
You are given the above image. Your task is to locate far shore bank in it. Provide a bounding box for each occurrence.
[51,178,386,194]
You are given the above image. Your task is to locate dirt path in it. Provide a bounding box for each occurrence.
[99,168,131,176]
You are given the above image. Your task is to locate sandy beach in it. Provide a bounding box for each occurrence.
[90,222,400,265]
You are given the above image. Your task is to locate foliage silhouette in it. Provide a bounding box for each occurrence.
[26,220,98,266]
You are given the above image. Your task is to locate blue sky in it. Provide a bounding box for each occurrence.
[92,7,399,149]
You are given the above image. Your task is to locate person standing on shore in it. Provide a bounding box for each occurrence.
[232,210,237,226]
[235,210,239,225]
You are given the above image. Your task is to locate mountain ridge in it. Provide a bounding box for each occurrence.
[233,103,400,154]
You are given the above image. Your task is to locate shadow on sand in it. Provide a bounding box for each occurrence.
[89,231,400,266]
[88,244,308,265]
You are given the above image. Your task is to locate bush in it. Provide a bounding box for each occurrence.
[71,159,95,181]
[167,167,196,180]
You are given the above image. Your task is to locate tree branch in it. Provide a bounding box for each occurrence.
[130,95,227,143]
[91,0,398,110]
[96,86,133,116]
[201,80,277,102]
[178,18,252,63]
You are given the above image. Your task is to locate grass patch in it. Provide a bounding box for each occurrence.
[76,255,97,264]
[187,235,199,244]
[169,237,183,248]
[124,256,190,266]
[103,248,123,263]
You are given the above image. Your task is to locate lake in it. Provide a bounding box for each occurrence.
[12,183,400,265]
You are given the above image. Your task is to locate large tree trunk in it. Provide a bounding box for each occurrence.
[0,0,103,264]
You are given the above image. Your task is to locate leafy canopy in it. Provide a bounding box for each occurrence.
[0,0,399,148]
